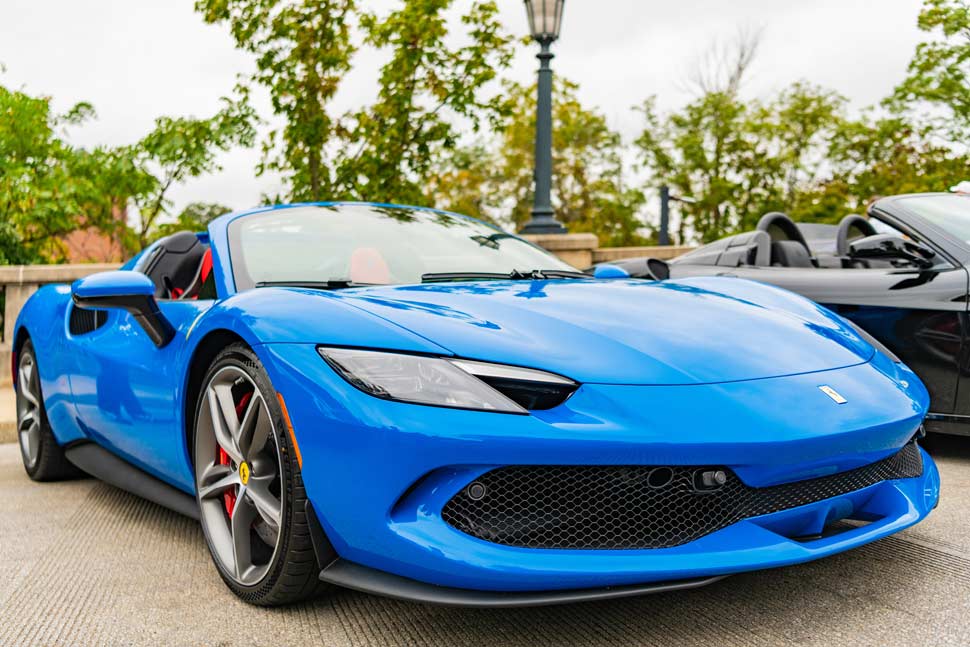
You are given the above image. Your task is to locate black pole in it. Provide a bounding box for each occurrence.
[659,185,671,246]
[521,39,567,235]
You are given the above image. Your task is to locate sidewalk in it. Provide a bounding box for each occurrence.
[0,385,15,444]
[2,438,970,645]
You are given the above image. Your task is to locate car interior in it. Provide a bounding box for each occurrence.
[671,211,933,270]
[135,231,216,300]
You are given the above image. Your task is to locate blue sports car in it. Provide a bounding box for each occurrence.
[13,203,940,607]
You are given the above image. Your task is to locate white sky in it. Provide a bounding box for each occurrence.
[0,0,926,219]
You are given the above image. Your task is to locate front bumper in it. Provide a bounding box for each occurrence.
[259,343,939,597]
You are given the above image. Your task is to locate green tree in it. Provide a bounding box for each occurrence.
[153,202,233,240]
[635,91,753,242]
[0,86,145,262]
[0,85,77,262]
[425,144,497,222]
[198,0,514,204]
[196,0,357,200]
[1,81,255,261]
[636,82,848,242]
[892,0,970,137]
[745,83,847,224]
[807,115,969,214]
[430,81,647,245]
[132,98,256,247]
[335,0,514,204]
[523,80,646,245]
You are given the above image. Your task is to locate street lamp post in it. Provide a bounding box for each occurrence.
[659,185,695,246]
[521,0,567,235]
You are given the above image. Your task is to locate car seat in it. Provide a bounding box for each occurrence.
[139,231,207,299]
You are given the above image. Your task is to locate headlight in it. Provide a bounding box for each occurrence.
[318,347,577,413]
[844,319,901,363]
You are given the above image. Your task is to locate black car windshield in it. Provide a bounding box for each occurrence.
[227,204,577,289]
[896,194,970,244]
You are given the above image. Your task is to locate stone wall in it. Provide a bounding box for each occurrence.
[524,233,693,268]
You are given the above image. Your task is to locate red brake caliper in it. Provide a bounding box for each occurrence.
[219,391,253,517]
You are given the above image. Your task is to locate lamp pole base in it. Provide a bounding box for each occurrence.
[521,220,568,235]
[521,209,567,235]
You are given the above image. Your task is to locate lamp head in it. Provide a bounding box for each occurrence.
[524,0,564,43]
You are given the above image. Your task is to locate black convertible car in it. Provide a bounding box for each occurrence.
[608,192,970,436]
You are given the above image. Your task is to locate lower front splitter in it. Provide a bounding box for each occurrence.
[319,558,726,607]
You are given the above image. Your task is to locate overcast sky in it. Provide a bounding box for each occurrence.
[1,0,926,218]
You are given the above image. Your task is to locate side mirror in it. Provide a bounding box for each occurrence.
[71,271,175,347]
[592,264,631,279]
[849,234,936,269]
[595,258,669,281]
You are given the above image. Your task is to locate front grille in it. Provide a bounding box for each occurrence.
[441,441,923,550]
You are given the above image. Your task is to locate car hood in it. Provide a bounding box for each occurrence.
[319,276,873,386]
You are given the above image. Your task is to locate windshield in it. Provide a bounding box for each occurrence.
[896,194,970,244]
[227,204,576,289]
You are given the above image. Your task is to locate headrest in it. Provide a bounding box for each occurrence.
[771,240,814,268]
[141,231,205,298]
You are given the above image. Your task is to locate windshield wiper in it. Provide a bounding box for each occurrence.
[255,279,378,290]
[421,269,591,283]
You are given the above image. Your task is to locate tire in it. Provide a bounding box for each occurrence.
[193,343,327,606]
[16,339,82,481]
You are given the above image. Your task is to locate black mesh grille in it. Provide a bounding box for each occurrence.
[69,307,106,336]
[441,442,923,550]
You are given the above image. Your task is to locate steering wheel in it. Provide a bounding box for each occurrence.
[756,212,812,257]
[835,214,878,257]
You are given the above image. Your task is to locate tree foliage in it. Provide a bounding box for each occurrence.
[0,86,121,263]
[805,116,969,216]
[131,98,256,246]
[636,91,753,242]
[152,201,232,240]
[892,0,970,137]
[335,0,513,204]
[196,0,356,200]
[637,1,970,245]
[197,0,513,205]
[429,80,648,246]
[0,81,255,262]
[7,0,970,260]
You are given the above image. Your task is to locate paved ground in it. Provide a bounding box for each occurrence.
[1,437,969,647]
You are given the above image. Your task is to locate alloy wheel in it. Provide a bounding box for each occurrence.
[17,351,42,470]
[195,365,284,586]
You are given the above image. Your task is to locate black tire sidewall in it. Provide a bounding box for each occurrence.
[16,339,75,481]
[193,343,306,603]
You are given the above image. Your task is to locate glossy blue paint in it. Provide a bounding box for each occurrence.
[12,202,939,596]
[258,341,935,590]
[592,263,630,279]
[71,270,155,299]
[286,278,876,385]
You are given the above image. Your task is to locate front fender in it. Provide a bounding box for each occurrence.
[184,287,452,353]
[13,285,84,444]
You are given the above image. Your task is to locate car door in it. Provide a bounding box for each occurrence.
[697,262,969,419]
[66,294,212,492]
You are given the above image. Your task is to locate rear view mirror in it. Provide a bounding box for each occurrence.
[71,271,174,347]
[848,234,936,269]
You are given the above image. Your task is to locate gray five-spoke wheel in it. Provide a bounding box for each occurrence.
[195,366,283,587]
[17,351,42,470]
